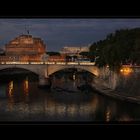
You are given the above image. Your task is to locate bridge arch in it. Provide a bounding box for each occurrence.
[0,67,39,76]
[0,65,41,76]
[47,65,100,77]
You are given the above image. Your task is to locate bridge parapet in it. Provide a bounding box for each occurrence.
[0,61,95,65]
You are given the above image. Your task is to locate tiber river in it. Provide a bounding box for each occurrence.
[0,68,140,122]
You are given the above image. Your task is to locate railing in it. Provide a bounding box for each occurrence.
[0,61,95,66]
[2,62,140,67]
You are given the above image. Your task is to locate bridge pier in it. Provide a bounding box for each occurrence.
[38,75,51,89]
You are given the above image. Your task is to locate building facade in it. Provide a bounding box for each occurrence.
[47,55,65,62]
[60,46,89,55]
[0,34,46,62]
[60,46,90,62]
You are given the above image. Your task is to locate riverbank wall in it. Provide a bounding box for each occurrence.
[92,68,140,104]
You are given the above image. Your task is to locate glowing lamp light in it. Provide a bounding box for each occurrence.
[120,67,133,75]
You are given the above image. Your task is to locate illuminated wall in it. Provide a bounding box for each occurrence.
[2,34,46,61]
[5,35,46,55]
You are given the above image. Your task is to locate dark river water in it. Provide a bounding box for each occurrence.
[0,69,140,122]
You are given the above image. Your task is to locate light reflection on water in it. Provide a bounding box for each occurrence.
[0,72,140,121]
[106,106,111,122]
[8,81,14,97]
[23,77,29,95]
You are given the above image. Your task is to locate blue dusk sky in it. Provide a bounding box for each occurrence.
[0,19,140,51]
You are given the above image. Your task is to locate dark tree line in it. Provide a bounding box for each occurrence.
[89,28,140,71]
[46,52,60,56]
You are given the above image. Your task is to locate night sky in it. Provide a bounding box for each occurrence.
[0,19,140,51]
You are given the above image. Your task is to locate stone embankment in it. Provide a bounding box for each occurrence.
[92,77,140,105]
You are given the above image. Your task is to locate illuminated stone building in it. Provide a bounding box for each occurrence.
[60,46,89,55]
[60,46,90,61]
[2,34,46,61]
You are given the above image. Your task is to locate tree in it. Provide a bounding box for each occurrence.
[79,51,89,57]
[46,52,60,56]
[89,28,140,71]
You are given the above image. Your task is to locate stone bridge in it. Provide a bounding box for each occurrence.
[0,62,140,90]
[0,62,100,87]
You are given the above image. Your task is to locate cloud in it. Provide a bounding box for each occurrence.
[0,19,140,51]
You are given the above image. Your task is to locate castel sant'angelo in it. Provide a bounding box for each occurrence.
[0,34,46,62]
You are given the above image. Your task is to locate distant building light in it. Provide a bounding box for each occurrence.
[120,67,133,75]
